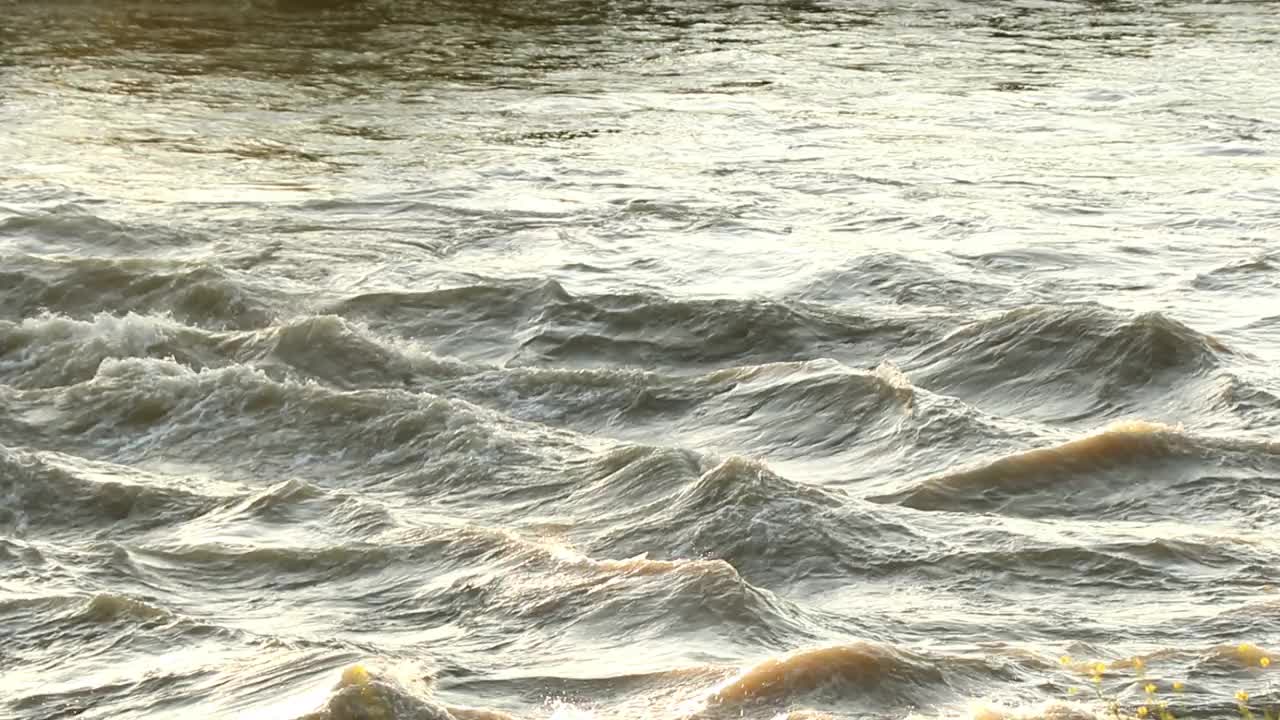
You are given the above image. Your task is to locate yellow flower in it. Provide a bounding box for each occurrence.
[1172,681,1184,692]
[342,664,371,687]
[1060,655,1072,666]
[1094,662,1108,675]
[1237,690,1250,703]
[1138,706,1149,717]
[1146,683,1158,695]
[1262,657,1272,668]
[1067,686,1079,695]
[1240,644,1254,655]
[1134,657,1146,671]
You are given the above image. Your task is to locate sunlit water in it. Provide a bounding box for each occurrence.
[2,1,1278,719]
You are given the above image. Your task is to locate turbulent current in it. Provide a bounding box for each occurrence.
[2,1,1279,719]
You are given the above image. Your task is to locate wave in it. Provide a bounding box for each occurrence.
[1191,252,1280,292]
[510,291,922,371]
[254,314,472,389]
[695,641,1274,719]
[432,644,1151,720]
[126,518,812,650]
[706,643,935,705]
[862,533,1262,592]
[1199,641,1275,671]
[690,360,915,443]
[331,278,929,370]
[295,663,517,720]
[446,364,699,430]
[395,525,819,650]
[0,310,475,391]
[1194,593,1280,637]
[295,646,982,719]
[793,252,1012,310]
[693,640,1023,715]
[17,345,954,515]
[3,311,922,472]
[0,445,224,537]
[0,312,220,388]
[438,357,1061,491]
[0,205,209,254]
[870,417,1177,512]
[329,279,571,365]
[1210,371,1280,430]
[385,522,748,585]
[3,586,242,718]
[547,361,911,502]
[446,358,920,468]
[909,304,1228,422]
[297,647,948,720]
[0,441,400,547]
[575,452,926,587]
[40,356,586,485]
[0,536,42,565]
[0,253,282,330]
[0,289,1020,492]
[563,444,712,515]
[79,591,177,623]
[873,421,1280,520]
[134,542,405,591]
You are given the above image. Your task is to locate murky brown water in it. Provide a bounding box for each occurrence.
[2,1,1279,719]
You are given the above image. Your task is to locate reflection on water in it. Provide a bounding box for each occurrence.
[1,1,1279,719]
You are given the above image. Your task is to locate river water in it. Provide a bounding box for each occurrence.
[2,1,1278,719]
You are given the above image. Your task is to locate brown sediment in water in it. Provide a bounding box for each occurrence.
[1218,642,1274,667]
[302,664,521,720]
[893,420,1188,503]
[957,420,1182,481]
[707,643,899,705]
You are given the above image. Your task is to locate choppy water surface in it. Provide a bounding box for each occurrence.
[2,1,1279,718]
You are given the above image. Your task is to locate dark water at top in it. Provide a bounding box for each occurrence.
[1,1,1278,719]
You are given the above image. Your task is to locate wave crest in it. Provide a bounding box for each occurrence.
[707,642,942,706]
[912,305,1226,421]
[877,421,1190,513]
[297,663,517,720]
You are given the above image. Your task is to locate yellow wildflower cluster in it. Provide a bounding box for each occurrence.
[1055,644,1275,720]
